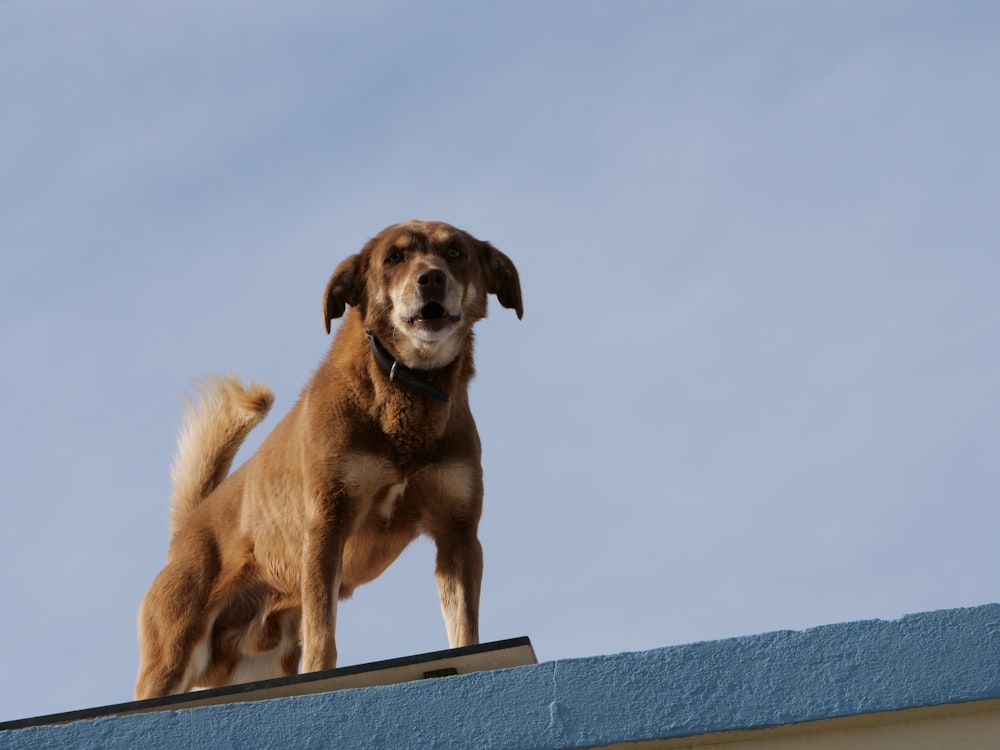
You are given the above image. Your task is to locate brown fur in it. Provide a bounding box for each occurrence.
[135,220,522,698]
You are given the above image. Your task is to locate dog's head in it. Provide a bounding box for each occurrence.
[323,220,522,369]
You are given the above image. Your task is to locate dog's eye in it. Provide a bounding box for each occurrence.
[386,250,404,264]
[448,247,461,259]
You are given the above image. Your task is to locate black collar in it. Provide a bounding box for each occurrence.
[364,329,450,402]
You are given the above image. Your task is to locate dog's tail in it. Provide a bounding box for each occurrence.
[168,374,274,537]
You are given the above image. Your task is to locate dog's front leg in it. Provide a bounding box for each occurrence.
[300,509,347,672]
[433,523,483,648]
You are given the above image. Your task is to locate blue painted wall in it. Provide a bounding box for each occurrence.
[4,604,1000,749]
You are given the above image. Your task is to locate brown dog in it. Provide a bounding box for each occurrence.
[134,220,522,699]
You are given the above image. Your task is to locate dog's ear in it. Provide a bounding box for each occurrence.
[482,242,523,319]
[322,254,363,333]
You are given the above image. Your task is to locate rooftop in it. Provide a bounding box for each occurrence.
[3,604,999,749]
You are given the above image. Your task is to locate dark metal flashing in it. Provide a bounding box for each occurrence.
[0,637,536,732]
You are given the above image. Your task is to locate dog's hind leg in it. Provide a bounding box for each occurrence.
[134,559,217,699]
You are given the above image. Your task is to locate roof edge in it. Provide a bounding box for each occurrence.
[3,604,999,749]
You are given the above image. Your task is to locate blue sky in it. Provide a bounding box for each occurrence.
[2,0,999,723]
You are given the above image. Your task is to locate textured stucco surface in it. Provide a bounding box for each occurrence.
[3,604,1000,750]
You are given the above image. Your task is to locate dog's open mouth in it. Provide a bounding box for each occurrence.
[407,302,460,331]
[420,302,448,320]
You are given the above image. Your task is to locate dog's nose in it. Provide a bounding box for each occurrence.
[418,268,447,291]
